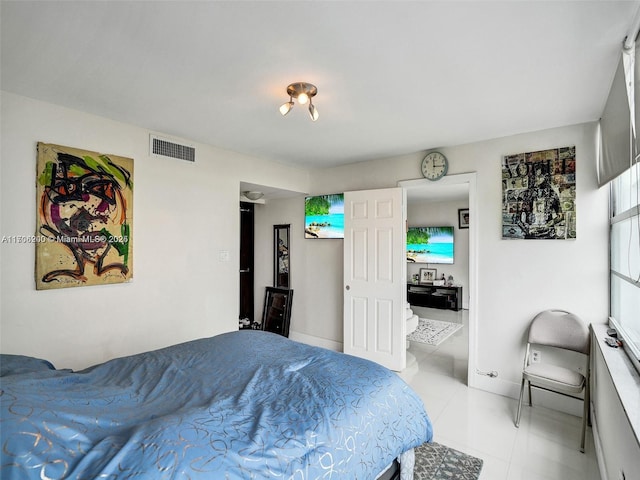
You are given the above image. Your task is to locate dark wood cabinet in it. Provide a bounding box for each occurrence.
[407,284,462,311]
[261,287,293,337]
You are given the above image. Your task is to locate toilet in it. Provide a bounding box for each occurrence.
[406,302,419,349]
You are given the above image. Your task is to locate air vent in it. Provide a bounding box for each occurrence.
[150,135,195,162]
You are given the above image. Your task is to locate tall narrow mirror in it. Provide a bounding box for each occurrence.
[274,224,290,288]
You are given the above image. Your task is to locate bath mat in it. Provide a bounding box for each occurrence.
[414,441,483,480]
[407,318,462,346]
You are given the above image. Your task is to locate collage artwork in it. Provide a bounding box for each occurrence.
[502,146,576,240]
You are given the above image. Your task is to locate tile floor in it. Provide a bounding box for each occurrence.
[398,307,601,480]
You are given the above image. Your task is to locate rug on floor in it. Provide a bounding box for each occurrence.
[414,441,483,480]
[407,318,462,346]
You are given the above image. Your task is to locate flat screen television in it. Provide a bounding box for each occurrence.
[305,193,344,239]
[407,226,454,264]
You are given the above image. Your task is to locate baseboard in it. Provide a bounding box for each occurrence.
[473,374,584,417]
[473,373,519,399]
[288,330,343,352]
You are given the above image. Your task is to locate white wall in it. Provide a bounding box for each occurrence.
[287,122,609,397]
[253,196,304,328]
[0,92,310,370]
[407,198,470,309]
[254,196,344,348]
[1,92,610,401]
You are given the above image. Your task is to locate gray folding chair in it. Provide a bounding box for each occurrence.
[514,309,590,452]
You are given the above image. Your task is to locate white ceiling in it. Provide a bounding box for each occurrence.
[2,1,639,169]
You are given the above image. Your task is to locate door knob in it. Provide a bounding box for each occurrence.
[345,285,350,291]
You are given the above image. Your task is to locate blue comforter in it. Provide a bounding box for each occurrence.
[1,331,432,479]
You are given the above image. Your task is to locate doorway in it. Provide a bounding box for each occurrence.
[238,182,307,329]
[239,201,254,329]
[399,173,478,387]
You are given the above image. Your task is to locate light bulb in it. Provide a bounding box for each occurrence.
[279,101,293,116]
[309,103,319,121]
[297,92,309,105]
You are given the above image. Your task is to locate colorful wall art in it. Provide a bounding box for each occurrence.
[406,226,455,264]
[502,146,576,239]
[35,142,133,289]
[304,193,344,238]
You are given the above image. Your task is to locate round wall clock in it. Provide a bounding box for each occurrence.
[421,151,448,181]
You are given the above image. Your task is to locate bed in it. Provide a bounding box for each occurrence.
[0,330,433,479]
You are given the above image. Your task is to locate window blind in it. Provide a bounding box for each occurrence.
[599,54,634,186]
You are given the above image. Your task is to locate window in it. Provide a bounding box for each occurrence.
[610,162,640,366]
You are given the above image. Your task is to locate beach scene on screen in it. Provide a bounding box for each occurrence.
[407,227,454,264]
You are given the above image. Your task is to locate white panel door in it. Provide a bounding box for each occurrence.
[343,187,406,371]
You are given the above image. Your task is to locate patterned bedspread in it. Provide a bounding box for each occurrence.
[1,330,432,479]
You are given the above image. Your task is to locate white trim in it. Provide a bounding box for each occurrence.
[288,330,343,352]
[474,374,519,399]
[399,172,479,387]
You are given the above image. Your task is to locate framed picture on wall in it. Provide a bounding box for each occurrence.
[501,146,576,239]
[419,268,437,284]
[304,193,344,238]
[458,208,469,229]
[35,142,134,290]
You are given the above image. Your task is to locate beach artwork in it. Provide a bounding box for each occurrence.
[35,142,133,290]
[304,193,344,239]
[406,226,454,264]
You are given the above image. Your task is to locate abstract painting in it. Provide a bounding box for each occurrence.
[502,146,576,239]
[35,142,133,289]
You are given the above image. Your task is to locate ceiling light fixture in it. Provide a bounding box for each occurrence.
[279,82,319,121]
[242,191,264,201]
